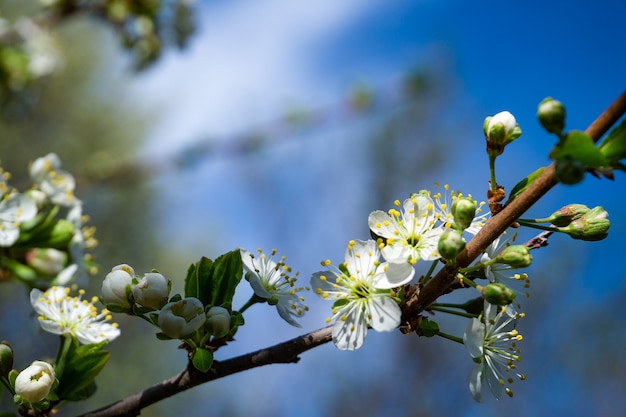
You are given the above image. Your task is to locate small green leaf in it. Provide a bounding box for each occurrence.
[56,339,109,401]
[195,257,214,306]
[208,251,243,307]
[183,262,200,299]
[598,118,626,162]
[550,130,608,168]
[508,167,546,201]
[191,348,214,373]
[332,298,349,309]
[419,318,440,337]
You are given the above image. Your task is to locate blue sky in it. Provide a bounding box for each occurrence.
[114,1,626,415]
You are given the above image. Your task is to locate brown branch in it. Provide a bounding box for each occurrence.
[78,90,626,417]
[404,89,626,316]
[77,326,332,417]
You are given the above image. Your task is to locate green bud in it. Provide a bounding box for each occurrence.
[555,156,586,185]
[558,206,610,241]
[451,197,476,230]
[537,97,566,135]
[0,342,14,377]
[484,111,522,157]
[437,229,466,261]
[495,245,532,268]
[535,204,590,226]
[482,283,516,306]
[205,306,231,338]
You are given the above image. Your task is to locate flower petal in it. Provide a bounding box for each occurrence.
[331,303,367,350]
[373,261,415,289]
[367,295,401,332]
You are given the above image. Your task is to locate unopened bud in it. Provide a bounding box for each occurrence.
[205,306,231,338]
[25,248,68,276]
[101,264,135,309]
[438,229,466,261]
[537,97,566,135]
[482,283,516,306]
[14,361,55,403]
[0,342,13,377]
[484,111,522,157]
[451,197,476,230]
[158,297,206,339]
[558,206,610,241]
[555,156,585,185]
[495,245,532,268]
[537,204,590,226]
[132,272,170,311]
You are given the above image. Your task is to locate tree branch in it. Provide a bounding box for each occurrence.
[79,90,626,417]
[77,326,332,417]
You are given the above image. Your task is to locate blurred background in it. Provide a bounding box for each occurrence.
[1,0,625,416]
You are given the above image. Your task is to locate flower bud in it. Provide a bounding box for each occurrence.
[482,283,516,306]
[158,297,206,339]
[25,248,68,276]
[451,197,476,230]
[14,361,55,403]
[132,272,170,310]
[495,245,532,268]
[555,156,585,185]
[206,306,231,338]
[438,229,466,261]
[484,111,522,157]
[536,204,590,226]
[0,342,14,377]
[558,206,610,241]
[537,97,566,135]
[101,264,135,308]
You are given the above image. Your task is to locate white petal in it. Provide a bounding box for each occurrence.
[469,363,484,402]
[344,239,378,279]
[331,303,367,350]
[367,295,401,332]
[374,261,415,289]
[463,318,485,359]
[275,303,303,328]
[368,211,398,239]
[381,243,411,264]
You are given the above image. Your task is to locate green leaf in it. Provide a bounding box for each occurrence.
[195,256,214,306]
[508,167,546,201]
[191,348,214,373]
[419,318,440,337]
[208,251,243,307]
[56,339,109,401]
[550,130,608,168]
[598,118,626,162]
[183,261,200,299]
[332,298,349,309]
[185,251,244,308]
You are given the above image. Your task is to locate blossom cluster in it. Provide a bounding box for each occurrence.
[311,187,487,349]
[0,153,96,288]
[101,264,233,340]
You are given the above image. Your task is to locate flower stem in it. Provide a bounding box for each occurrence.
[419,260,440,285]
[238,294,266,314]
[516,219,559,232]
[54,334,73,380]
[429,305,477,318]
[489,154,498,192]
[435,330,464,344]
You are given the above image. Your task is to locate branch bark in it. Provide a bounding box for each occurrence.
[79,90,626,417]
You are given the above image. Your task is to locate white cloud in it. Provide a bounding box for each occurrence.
[134,0,386,156]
